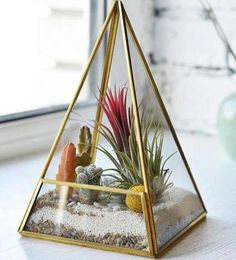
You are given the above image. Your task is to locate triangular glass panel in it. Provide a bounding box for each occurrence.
[18,1,206,258]
[124,7,206,253]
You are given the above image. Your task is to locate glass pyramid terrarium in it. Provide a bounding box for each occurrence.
[18,1,207,257]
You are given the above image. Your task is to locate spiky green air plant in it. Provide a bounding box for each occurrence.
[97,86,174,202]
[141,116,174,200]
[98,117,174,202]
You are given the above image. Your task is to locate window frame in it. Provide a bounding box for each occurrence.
[0,0,107,160]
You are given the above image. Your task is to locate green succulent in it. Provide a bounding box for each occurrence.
[75,164,103,185]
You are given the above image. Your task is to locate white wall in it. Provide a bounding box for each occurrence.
[40,0,236,135]
[111,0,236,135]
[151,0,236,135]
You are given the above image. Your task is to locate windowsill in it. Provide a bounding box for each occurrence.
[1,132,236,259]
[0,104,70,123]
[0,102,96,161]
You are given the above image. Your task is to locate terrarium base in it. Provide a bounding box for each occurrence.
[153,187,204,246]
[24,186,203,251]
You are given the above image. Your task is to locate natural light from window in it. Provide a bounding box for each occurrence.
[0,0,90,117]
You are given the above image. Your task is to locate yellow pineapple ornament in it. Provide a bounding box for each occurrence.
[126,185,154,213]
[126,185,144,213]
[126,185,153,213]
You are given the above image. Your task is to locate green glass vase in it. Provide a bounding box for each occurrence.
[218,92,236,161]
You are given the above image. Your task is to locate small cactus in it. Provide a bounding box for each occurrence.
[78,126,92,154]
[76,126,92,167]
[57,143,76,183]
[77,172,89,184]
[75,164,102,185]
[75,164,103,204]
[56,143,76,201]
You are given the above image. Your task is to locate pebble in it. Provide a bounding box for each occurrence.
[67,201,76,207]
[106,203,127,212]
[53,193,59,199]
[107,203,117,208]
[72,194,80,202]
[25,219,148,251]
[93,202,102,208]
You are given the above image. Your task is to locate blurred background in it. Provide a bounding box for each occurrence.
[0,0,236,160]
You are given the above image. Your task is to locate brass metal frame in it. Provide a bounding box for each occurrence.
[91,4,119,163]
[118,2,157,254]
[18,0,207,258]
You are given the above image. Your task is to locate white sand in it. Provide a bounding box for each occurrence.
[153,187,204,246]
[28,204,146,237]
[27,186,204,245]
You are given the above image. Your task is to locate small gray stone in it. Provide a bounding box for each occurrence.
[67,201,76,207]
[53,193,59,199]
[72,194,80,202]
[93,202,102,208]
[107,203,117,208]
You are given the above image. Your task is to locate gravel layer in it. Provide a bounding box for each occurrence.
[25,220,147,250]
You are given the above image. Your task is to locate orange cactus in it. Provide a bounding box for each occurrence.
[57,143,76,182]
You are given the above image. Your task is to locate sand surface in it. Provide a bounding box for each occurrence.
[26,186,204,249]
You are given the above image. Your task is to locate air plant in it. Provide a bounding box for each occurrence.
[99,85,133,160]
[99,117,174,202]
[97,85,174,203]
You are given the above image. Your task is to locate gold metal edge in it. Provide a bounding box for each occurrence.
[156,212,207,258]
[20,231,152,258]
[18,1,116,235]
[141,193,154,256]
[18,179,43,233]
[118,1,158,254]
[42,178,143,196]
[123,9,207,215]
[91,4,119,163]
